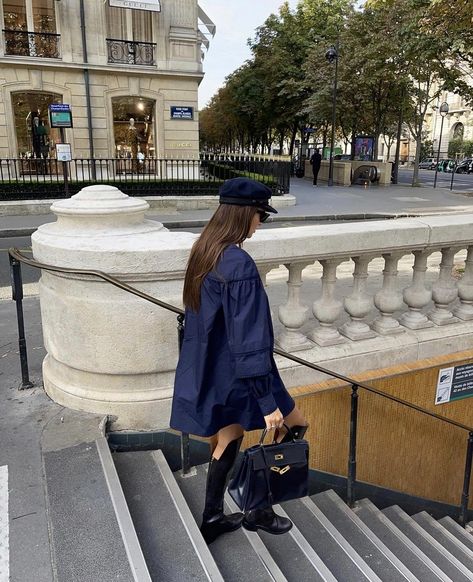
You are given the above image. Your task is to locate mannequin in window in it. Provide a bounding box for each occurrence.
[127,117,139,172]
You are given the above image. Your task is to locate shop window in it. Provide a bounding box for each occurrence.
[3,0,59,58]
[106,6,155,65]
[112,97,155,162]
[12,91,62,158]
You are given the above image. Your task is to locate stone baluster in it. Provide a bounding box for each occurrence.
[371,253,405,335]
[454,246,473,320]
[276,262,314,352]
[428,247,459,325]
[310,258,346,346]
[400,250,433,329]
[340,255,376,340]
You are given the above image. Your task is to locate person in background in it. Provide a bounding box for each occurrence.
[310,148,322,186]
[170,177,308,544]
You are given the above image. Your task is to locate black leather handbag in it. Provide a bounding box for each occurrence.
[228,426,309,511]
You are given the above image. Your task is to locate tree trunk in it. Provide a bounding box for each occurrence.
[412,126,423,186]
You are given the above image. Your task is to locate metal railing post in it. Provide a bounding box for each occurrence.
[459,431,473,526]
[347,383,359,507]
[177,313,191,474]
[9,254,34,389]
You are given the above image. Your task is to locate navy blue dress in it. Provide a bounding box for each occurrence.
[170,244,295,437]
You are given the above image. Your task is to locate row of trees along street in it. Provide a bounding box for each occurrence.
[199,0,473,185]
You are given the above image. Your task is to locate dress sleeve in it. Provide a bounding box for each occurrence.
[221,275,273,379]
[247,375,277,416]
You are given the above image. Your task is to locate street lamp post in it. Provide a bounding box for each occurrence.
[326,42,339,187]
[433,101,449,188]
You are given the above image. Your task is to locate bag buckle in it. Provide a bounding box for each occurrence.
[275,454,284,460]
[270,465,290,474]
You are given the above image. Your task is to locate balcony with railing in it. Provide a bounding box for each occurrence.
[106,38,156,66]
[3,29,60,59]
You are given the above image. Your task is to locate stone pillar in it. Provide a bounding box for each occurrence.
[276,262,313,352]
[454,246,473,321]
[32,185,196,430]
[428,247,459,325]
[310,258,346,346]
[371,253,405,335]
[340,256,376,340]
[400,250,434,329]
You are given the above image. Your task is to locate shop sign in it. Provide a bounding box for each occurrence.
[170,106,194,120]
[435,362,473,404]
[109,0,161,12]
[49,104,73,128]
[56,143,72,162]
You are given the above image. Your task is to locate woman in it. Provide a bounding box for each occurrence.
[170,177,308,544]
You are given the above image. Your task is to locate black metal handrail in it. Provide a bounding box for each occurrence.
[7,247,473,525]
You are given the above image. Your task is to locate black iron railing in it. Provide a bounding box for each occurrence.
[3,29,60,58]
[7,247,473,525]
[0,155,291,199]
[106,38,156,66]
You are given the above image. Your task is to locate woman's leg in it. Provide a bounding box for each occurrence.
[201,424,244,544]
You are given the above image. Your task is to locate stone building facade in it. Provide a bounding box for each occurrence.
[0,0,213,160]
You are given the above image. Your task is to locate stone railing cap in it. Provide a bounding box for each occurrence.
[51,185,150,215]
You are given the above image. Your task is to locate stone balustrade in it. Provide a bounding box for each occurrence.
[32,185,473,429]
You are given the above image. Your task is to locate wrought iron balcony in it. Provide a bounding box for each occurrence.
[3,29,60,59]
[106,38,156,66]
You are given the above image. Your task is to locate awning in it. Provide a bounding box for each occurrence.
[109,0,161,12]
[198,5,216,37]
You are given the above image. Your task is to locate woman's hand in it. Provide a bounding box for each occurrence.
[264,408,284,430]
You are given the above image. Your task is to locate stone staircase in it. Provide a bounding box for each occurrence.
[114,446,473,582]
[44,438,473,581]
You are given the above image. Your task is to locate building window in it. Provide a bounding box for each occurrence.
[11,91,62,158]
[105,6,155,65]
[3,0,60,58]
[112,97,156,161]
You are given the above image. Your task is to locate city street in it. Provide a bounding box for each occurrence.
[398,166,473,192]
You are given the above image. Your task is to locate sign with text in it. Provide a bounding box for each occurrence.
[435,363,473,405]
[109,0,161,11]
[49,104,73,128]
[170,106,194,120]
[56,143,72,162]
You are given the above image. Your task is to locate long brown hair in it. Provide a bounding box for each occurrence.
[183,204,258,312]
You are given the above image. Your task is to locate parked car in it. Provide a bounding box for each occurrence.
[455,158,473,174]
[437,159,455,172]
[419,158,436,170]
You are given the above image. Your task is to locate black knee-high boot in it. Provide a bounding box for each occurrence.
[242,425,308,535]
[200,436,244,544]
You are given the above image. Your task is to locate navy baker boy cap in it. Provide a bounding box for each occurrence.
[219,177,278,214]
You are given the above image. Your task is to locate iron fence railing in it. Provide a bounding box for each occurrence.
[7,246,473,527]
[3,29,60,58]
[106,38,156,66]
[0,155,291,199]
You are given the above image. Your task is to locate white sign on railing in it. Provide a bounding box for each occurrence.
[109,0,161,12]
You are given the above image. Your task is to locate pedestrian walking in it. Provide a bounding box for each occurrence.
[310,148,322,186]
[170,177,308,544]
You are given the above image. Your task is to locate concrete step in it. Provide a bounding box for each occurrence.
[282,497,382,581]
[413,512,473,571]
[312,490,417,581]
[354,498,450,582]
[383,505,473,582]
[43,437,150,582]
[438,516,473,553]
[174,464,282,582]
[114,450,222,581]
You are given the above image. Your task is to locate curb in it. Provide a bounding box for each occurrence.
[0,213,415,238]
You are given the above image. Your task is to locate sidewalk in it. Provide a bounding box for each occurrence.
[1,177,473,237]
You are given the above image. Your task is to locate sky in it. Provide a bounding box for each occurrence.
[198,0,299,109]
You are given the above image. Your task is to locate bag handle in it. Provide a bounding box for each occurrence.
[258,423,296,446]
